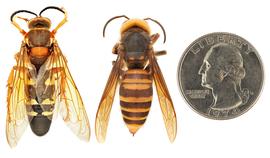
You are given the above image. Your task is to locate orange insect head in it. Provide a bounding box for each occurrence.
[120,18,151,34]
[103,15,166,43]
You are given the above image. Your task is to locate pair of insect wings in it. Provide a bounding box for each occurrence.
[6,36,177,146]
[6,40,90,147]
[95,39,177,143]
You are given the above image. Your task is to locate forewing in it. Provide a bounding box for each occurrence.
[151,53,177,142]
[51,41,90,141]
[95,52,123,143]
[6,43,29,147]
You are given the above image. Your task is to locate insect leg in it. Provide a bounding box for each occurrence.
[51,8,67,35]
[155,50,167,56]
[11,17,27,35]
[150,33,160,44]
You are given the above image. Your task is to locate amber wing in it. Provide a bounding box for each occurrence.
[151,52,177,142]
[6,43,30,147]
[51,41,90,141]
[95,52,123,143]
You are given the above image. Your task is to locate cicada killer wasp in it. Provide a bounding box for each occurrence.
[6,6,90,147]
[95,15,177,143]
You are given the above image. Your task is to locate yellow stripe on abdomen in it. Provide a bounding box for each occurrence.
[120,69,153,135]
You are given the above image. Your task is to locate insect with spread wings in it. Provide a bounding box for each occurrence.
[95,15,177,143]
[7,6,90,147]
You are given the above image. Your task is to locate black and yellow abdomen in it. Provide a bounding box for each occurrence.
[120,69,153,134]
[25,61,56,136]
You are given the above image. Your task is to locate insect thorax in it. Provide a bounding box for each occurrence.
[121,28,150,68]
[26,29,52,70]
[27,29,51,48]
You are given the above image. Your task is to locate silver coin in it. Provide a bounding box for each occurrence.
[178,32,264,120]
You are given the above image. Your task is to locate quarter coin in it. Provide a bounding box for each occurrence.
[178,32,263,119]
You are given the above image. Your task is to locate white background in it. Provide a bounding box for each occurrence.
[0,0,269,157]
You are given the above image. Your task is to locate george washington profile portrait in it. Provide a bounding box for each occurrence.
[198,43,250,110]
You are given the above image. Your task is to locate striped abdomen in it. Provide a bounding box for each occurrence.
[120,69,153,134]
[25,68,56,136]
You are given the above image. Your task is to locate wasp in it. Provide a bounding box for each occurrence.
[6,6,90,147]
[95,15,177,142]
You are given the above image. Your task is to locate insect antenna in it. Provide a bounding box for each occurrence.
[144,18,166,43]
[39,6,65,16]
[10,10,37,22]
[103,15,129,37]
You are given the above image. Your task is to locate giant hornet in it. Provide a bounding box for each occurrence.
[95,15,177,142]
[7,6,90,147]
